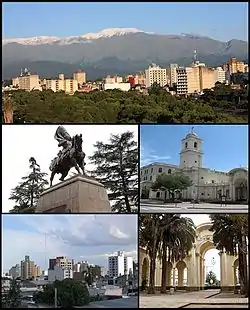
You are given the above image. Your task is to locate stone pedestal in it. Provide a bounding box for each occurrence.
[35,174,111,213]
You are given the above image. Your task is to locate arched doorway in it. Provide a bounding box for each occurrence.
[203,248,220,289]
[234,179,248,201]
[176,261,187,289]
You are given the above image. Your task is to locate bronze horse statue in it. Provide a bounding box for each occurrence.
[49,126,86,186]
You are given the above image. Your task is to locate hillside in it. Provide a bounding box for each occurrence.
[2,29,248,79]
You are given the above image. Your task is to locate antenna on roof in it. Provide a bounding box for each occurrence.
[193,49,197,63]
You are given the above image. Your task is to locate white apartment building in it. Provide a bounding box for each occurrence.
[145,64,168,88]
[124,257,133,275]
[104,82,131,91]
[108,251,124,278]
[215,67,226,83]
[169,63,179,86]
[108,251,134,278]
[105,75,123,84]
[48,265,73,282]
[9,264,21,279]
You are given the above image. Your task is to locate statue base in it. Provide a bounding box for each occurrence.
[35,174,111,213]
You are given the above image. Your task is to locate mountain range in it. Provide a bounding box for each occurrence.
[2,28,248,80]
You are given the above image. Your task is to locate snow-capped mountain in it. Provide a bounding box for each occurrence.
[2,28,146,46]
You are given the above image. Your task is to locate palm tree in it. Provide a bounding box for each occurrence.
[140,214,162,294]
[209,214,248,297]
[158,215,196,293]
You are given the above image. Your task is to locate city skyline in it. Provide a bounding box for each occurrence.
[2,214,138,274]
[2,125,138,213]
[140,125,248,171]
[3,2,248,41]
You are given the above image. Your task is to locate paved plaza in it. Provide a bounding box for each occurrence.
[140,290,248,308]
[140,200,248,213]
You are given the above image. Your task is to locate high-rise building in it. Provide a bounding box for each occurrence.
[176,66,216,95]
[108,251,134,278]
[168,64,179,86]
[215,67,226,83]
[48,265,73,282]
[145,64,168,88]
[9,264,21,279]
[20,256,40,279]
[73,70,86,86]
[104,75,123,84]
[124,256,133,275]
[14,70,41,91]
[49,256,74,270]
[45,75,78,94]
[228,57,245,74]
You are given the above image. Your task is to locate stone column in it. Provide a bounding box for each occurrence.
[172,267,176,287]
[178,267,184,287]
[187,245,197,291]
[196,253,200,290]
[155,261,161,288]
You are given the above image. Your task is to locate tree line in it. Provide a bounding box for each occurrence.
[9,131,138,213]
[2,83,248,123]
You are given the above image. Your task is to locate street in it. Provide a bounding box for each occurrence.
[140,200,248,213]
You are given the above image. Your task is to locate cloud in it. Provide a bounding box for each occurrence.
[140,144,171,166]
[2,214,138,272]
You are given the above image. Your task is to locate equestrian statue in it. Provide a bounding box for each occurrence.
[49,126,86,186]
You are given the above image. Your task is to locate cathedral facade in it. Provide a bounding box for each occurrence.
[140,130,248,202]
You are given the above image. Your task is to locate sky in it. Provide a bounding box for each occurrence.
[2,2,248,41]
[1,214,138,274]
[140,125,248,171]
[2,125,138,213]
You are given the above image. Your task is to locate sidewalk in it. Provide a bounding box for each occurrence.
[140,290,248,308]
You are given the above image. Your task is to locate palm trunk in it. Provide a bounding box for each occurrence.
[148,226,158,294]
[148,254,156,294]
[239,229,248,297]
[161,244,167,293]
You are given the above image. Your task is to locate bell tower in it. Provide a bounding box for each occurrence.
[180,127,203,169]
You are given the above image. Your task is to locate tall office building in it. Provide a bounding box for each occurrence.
[108,251,134,278]
[124,256,133,275]
[176,66,216,95]
[73,70,86,86]
[13,69,41,91]
[145,64,168,88]
[168,64,179,86]
[9,264,21,279]
[49,256,74,270]
[20,255,40,279]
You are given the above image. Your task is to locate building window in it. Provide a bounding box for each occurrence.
[201,193,204,195]
[195,161,197,163]
[150,176,152,180]
[158,167,162,173]
[151,168,153,173]
[185,142,188,148]
[168,169,171,174]
[156,192,160,198]
[194,142,197,148]
[201,177,204,179]
[211,180,215,183]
